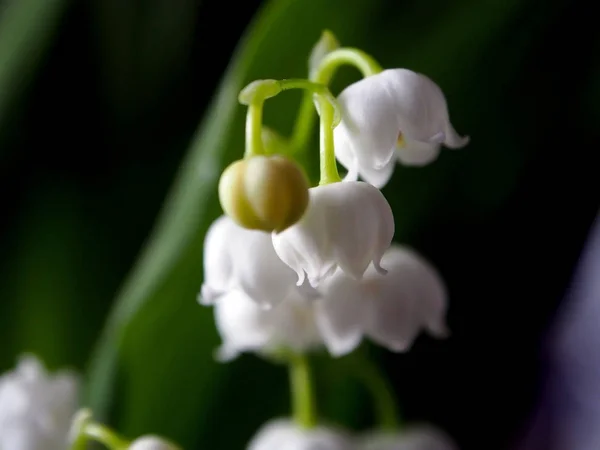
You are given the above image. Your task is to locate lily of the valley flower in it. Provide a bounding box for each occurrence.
[360,425,458,450]
[316,244,448,356]
[248,419,354,450]
[128,435,181,450]
[272,181,394,287]
[213,289,322,362]
[334,69,469,188]
[201,215,304,308]
[0,355,79,450]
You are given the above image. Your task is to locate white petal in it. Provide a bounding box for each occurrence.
[274,182,394,287]
[378,69,466,147]
[364,245,449,351]
[318,245,448,355]
[268,290,323,353]
[213,290,274,359]
[336,79,399,170]
[335,128,361,183]
[213,289,322,359]
[0,424,57,450]
[316,271,367,357]
[396,140,441,167]
[272,189,338,287]
[202,215,298,307]
[443,122,470,149]
[201,215,237,303]
[361,425,458,450]
[356,159,396,189]
[248,419,355,450]
[233,226,299,308]
[336,131,395,188]
[128,435,180,450]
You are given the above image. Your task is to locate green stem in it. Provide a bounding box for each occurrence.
[314,48,383,83]
[352,355,400,431]
[240,78,338,158]
[278,78,339,120]
[318,98,341,185]
[84,423,130,450]
[245,102,264,157]
[289,353,317,429]
[291,47,383,151]
[69,432,89,450]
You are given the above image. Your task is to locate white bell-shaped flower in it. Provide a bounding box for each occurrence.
[200,215,301,308]
[248,419,355,450]
[0,355,79,450]
[335,69,469,188]
[272,181,394,287]
[128,435,181,450]
[360,425,458,450]
[214,288,322,361]
[316,244,448,356]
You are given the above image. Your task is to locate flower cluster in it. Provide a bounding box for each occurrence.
[0,27,468,450]
[201,29,468,449]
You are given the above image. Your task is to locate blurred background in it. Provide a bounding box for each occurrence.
[1,0,599,449]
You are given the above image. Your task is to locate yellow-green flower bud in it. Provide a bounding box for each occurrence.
[218,155,310,233]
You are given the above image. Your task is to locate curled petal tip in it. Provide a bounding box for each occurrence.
[446,133,470,149]
[296,270,307,287]
[214,345,238,363]
[373,260,388,276]
[389,340,411,352]
[429,322,451,339]
[199,285,217,305]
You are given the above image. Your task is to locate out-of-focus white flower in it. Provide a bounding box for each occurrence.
[316,244,448,356]
[272,181,394,287]
[214,288,322,361]
[248,419,355,450]
[200,215,303,308]
[128,435,181,450]
[334,69,469,188]
[360,425,458,450]
[0,355,79,450]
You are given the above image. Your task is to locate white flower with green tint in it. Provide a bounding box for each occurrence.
[272,181,395,287]
[213,288,322,361]
[334,69,469,188]
[200,215,304,308]
[316,245,449,356]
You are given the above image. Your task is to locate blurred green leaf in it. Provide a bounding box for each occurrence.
[90,0,199,121]
[0,185,95,371]
[0,0,69,125]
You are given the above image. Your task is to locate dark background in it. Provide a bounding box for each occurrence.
[1,0,599,449]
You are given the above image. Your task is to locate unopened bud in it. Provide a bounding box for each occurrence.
[218,155,310,233]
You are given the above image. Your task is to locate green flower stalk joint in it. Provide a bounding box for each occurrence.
[218,78,341,233]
